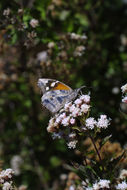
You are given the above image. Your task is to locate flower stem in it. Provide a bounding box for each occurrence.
[89,134,104,171]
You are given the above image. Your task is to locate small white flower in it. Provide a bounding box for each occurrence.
[116,181,127,190]
[69,133,76,138]
[81,104,90,113]
[64,102,72,111]
[49,117,54,125]
[74,45,86,57]
[47,118,57,132]
[27,31,37,38]
[69,33,87,41]
[18,9,23,14]
[0,169,14,179]
[3,8,11,16]
[98,179,110,189]
[67,140,78,149]
[97,115,110,129]
[52,132,62,139]
[85,117,97,130]
[70,118,76,125]
[59,112,66,119]
[74,98,82,106]
[2,182,12,190]
[48,42,55,49]
[80,95,90,104]
[69,104,76,113]
[70,33,80,40]
[85,187,93,190]
[71,107,81,117]
[18,185,27,190]
[0,176,4,183]
[47,125,56,133]
[61,116,70,126]
[37,51,48,62]
[112,87,119,94]
[121,84,127,93]
[30,18,39,28]
[119,169,127,179]
[69,185,75,190]
[60,174,67,181]
[56,116,62,124]
[93,183,100,190]
[122,96,127,103]
[10,155,23,176]
[81,34,87,40]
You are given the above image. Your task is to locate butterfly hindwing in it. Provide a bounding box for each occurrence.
[42,90,72,113]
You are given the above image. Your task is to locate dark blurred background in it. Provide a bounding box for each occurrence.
[0,0,127,189]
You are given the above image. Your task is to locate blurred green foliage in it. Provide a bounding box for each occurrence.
[0,0,127,189]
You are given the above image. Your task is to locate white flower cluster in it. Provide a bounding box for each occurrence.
[69,33,87,41]
[122,96,127,103]
[69,185,75,190]
[37,51,48,63]
[0,168,14,190]
[29,18,39,28]
[93,179,110,189]
[73,45,86,57]
[2,182,13,190]
[47,94,90,149]
[0,169,14,182]
[116,181,127,190]
[85,117,97,130]
[48,42,55,49]
[121,84,127,93]
[47,94,90,133]
[84,179,111,190]
[68,179,111,190]
[97,115,110,129]
[82,115,110,131]
[10,155,23,176]
[121,83,127,103]
[47,93,111,149]
[67,139,78,149]
[3,8,11,16]
[119,169,127,179]
[68,178,127,190]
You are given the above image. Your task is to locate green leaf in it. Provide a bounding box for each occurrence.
[59,10,70,21]
[72,126,81,132]
[64,163,98,183]
[106,151,126,174]
[50,156,61,167]
[99,135,112,150]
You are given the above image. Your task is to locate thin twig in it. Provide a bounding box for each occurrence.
[89,134,104,171]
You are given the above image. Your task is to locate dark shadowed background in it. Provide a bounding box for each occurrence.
[0,0,127,189]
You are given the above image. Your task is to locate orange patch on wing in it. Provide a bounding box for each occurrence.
[53,83,71,90]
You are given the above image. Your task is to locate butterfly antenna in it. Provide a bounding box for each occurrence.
[75,85,86,95]
[79,85,86,90]
[78,85,86,92]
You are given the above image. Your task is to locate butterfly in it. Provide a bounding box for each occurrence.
[38,78,85,114]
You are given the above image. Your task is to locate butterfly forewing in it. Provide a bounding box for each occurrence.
[38,78,72,94]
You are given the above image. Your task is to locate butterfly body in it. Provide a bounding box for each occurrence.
[38,78,84,114]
